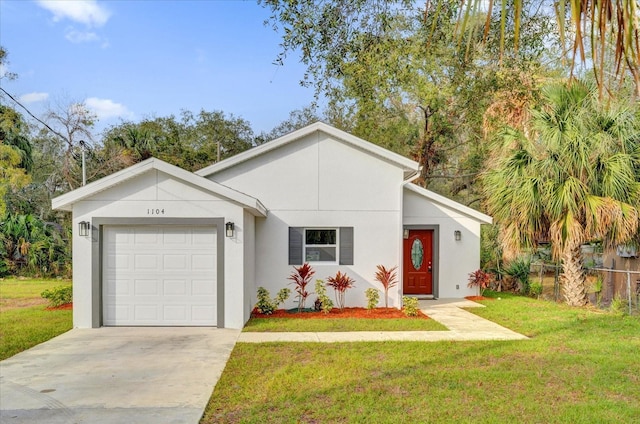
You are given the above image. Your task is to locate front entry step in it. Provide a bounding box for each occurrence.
[406,294,435,300]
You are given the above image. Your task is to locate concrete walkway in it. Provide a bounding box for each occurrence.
[0,327,240,424]
[237,298,528,342]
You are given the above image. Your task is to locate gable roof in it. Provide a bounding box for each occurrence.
[404,183,493,224]
[52,157,268,216]
[195,121,420,179]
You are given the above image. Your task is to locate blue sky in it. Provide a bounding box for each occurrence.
[0,0,315,139]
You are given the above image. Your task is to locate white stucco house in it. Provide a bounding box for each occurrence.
[52,122,492,329]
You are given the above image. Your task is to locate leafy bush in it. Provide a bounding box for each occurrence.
[0,213,72,278]
[41,285,72,307]
[374,264,397,308]
[313,279,333,314]
[402,296,419,317]
[365,288,380,310]
[288,263,315,312]
[503,257,531,294]
[467,269,494,296]
[255,286,291,315]
[610,296,629,316]
[326,271,355,310]
[592,275,604,306]
[529,282,543,298]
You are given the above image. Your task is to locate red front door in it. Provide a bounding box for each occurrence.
[403,229,433,295]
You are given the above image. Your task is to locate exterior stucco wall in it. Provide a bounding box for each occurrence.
[243,210,257,323]
[70,169,248,329]
[211,132,406,309]
[403,189,482,298]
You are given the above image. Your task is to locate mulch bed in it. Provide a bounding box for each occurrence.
[252,307,430,320]
[46,302,73,311]
[465,296,492,301]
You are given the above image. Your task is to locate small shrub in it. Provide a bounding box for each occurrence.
[503,257,531,294]
[610,295,628,316]
[365,288,380,310]
[255,286,290,315]
[314,279,333,314]
[592,275,604,306]
[402,296,419,317]
[326,271,355,310]
[467,269,494,296]
[374,265,398,308]
[530,282,543,299]
[288,263,315,312]
[41,285,72,308]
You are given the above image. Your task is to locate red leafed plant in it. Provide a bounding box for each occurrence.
[467,269,494,296]
[326,271,355,310]
[288,263,315,311]
[374,264,398,308]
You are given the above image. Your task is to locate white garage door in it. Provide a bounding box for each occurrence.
[103,226,217,326]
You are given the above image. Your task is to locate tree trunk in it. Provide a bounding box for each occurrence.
[561,243,589,307]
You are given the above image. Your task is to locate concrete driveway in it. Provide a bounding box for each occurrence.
[0,327,240,424]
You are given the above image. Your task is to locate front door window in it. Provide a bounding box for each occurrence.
[411,238,424,270]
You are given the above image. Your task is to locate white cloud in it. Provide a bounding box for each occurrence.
[85,97,133,120]
[19,92,50,103]
[65,28,100,43]
[37,0,111,28]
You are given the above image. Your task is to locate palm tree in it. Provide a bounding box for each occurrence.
[483,80,640,306]
[437,0,640,97]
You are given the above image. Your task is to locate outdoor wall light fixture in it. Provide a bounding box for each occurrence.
[454,230,462,241]
[79,221,91,237]
[403,229,409,239]
[225,222,235,237]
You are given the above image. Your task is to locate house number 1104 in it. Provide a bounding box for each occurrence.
[147,208,165,215]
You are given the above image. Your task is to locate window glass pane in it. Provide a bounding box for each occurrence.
[305,229,336,245]
[305,247,336,262]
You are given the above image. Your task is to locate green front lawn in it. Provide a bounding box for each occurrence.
[203,292,640,423]
[244,317,447,332]
[0,278,72,360]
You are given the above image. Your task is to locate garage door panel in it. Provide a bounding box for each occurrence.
[163,231,187,244]
[134,279,160,295]
[192,254,216,270]
[192,279,215,295]
[164,280,187,295]
[192,232,216,245]
[134,227,159,243]
[191,305,216,322]
[103,226,217,326]
[163,305,187,321]
[134,254,158,270]
[134,305,159,321]
[105,279,131,296]
[104,304,130,321]
[163,254,187,270]
[106,254,130,271]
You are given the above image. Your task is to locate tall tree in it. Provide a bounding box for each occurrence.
[483,80,640,306]
[260,0,555,204]
[38,99,96,190]
[0,106,32,217]
[101,110,258,173]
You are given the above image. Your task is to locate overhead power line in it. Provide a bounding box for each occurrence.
[0,86,71,146]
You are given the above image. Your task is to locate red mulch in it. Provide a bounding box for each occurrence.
[465,296,492,301]
[252,307,430,320]
[46,302,73,311]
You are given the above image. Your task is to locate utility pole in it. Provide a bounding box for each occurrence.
[80,140,87,186]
